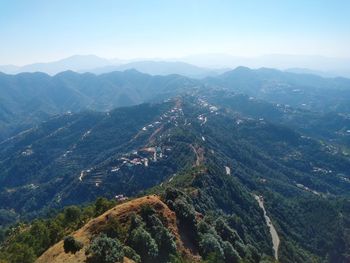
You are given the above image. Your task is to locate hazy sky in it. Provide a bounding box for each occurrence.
[1,0,350,65]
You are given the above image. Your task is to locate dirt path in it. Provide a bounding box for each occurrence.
[254,195,280,260]
[190,144,204,166]
[148,125,163,144]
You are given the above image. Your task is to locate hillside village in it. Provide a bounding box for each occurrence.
[71,97,238,197]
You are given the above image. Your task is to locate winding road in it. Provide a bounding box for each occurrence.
[254,195,280,260]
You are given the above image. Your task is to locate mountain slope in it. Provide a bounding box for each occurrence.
[204,90,350,148]
[2,66,349,142]
[89,61,226,78]
[207,67,350,113]
[1,94,350,262]
[0,70,198,141]
[0,101,181,215]
[0,55,112,75]
[1,94,350,213]
[36,195,197,263]
[0,56,226,78]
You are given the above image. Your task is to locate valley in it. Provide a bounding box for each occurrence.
[0,72,349,263]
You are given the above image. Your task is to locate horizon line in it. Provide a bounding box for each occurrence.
[3,53,350,67]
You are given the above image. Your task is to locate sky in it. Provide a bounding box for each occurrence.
[1,0,350,65]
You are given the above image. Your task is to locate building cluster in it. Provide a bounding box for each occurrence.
[115,194,128,201]
[296,183,320,196]
[21,148,34,156]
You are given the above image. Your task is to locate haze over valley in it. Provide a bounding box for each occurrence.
[1,54,350,78]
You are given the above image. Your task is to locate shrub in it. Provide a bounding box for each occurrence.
[128,227,158,262]
[29,220,50,255]
[140,205,156,220]
[6,243,36,263]
[215,217,241,244]
[222,241,240,263]
[203,252,225,263]
[63,206,82,224]
[245,244,261,263]
[86,234,124,263]
[47,220,64,245]
[197,220,211,235]
[173,198,196,226]
[122,246,141,263]
[94,198,114,216]
[169,254,194,263]
[234,241,247,258]
[197,220,217,236]
[63,236,83,254]
[165,187,182,202]
[146,215,164,233]
[199,233,224,260]
[154,226,177,257]
[129,213,144,231]
[103,217,126,240]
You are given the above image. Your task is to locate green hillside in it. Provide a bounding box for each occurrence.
[0,93,349,262]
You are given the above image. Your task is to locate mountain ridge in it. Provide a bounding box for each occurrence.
[2,54,350,78]
[0,93,350,262]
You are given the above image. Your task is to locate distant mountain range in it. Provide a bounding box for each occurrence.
[87,60,228,78]
[181,54,350,78]
[284,68,338,78]
[0,55,111,75]
[1,54,349,78]
[0,55,226,78]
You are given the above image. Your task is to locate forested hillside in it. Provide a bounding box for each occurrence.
[207,67,350,113]
[0,70,197,141]
[2,67,350,141]
[0,93,350,262]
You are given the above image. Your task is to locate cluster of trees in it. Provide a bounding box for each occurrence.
[265,192,350,263]
[81,204,180,263]
[163,187,276,263]
[0,197,116,263]
[160,128,350,263]
[86,234,126,263]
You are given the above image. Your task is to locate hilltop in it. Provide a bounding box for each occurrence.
[36,195,199,263]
